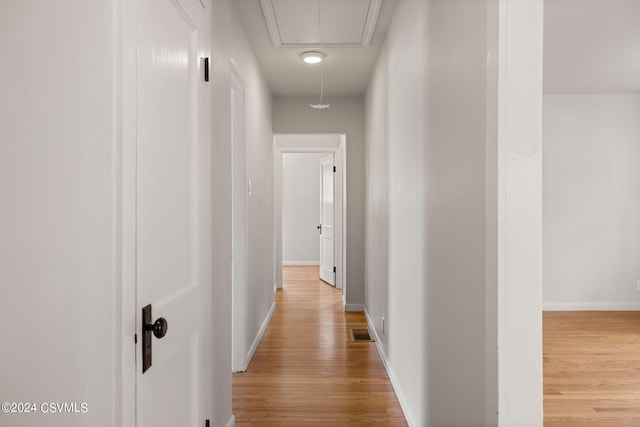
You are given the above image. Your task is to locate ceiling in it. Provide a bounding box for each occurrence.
[233,0,398,96]
[234,0,640,97]
[544,0,640,94]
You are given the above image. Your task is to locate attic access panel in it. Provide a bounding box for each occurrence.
[260,0,381,47]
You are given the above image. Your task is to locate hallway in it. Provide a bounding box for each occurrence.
[232,266,407,426]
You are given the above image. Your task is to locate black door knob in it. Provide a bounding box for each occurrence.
[145,317,168,339]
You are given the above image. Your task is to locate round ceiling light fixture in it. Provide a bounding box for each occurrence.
[301,51,325,64]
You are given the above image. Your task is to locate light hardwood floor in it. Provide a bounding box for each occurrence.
[544,311,640,426]
[232,265,407,426]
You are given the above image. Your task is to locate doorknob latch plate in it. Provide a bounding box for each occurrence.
[142,304,153,373]
[142,304,168,373]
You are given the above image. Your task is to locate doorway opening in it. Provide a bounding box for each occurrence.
[274,134,346,305]
[541,2,640,422]
[282,152,335,286]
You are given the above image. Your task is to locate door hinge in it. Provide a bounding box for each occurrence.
[204,57,210,82]
[134,333,138,344]
[333,166,336,173]
[333,266,336,273]
[205,420,210,427]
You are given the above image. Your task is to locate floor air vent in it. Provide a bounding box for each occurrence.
[350,329,373,342]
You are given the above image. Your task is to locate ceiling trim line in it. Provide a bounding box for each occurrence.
[361,0,381,47]
[259,0,282,47]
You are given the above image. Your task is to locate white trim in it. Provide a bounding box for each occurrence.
[361,0,382,47]
[259,0,281,47]
[495,0,544,424]
[120,0,137,423]
[364,309,416,427]
[338,135,346,295]
[224,415,236,427]
[283,260,320,266]
[344,303,364,312]
[230,59,249,374]
[243,302,276,371]
[543,303,640,311]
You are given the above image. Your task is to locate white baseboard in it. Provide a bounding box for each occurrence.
[224,415,235,427]
[344,303,364,312]
[245,302,276,367]
[364,309,417,427]
[283,260,320,266]
[543,302,640,311]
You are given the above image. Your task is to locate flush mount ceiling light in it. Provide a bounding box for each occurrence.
[301,51,325,64]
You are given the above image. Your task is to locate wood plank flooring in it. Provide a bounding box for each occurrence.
[544,311,640,426]
[232,266,407,426]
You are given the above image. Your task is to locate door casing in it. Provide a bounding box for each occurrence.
[274,134,346,303]
[230,59,250,373]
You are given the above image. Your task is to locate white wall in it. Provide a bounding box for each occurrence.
[543,94,640,310]
[185,0,274,422]
[209,0,237,423]
[0,1,119,425]
[282,153,325,264]
[365,2,424,423]
[228,4,275,368]
[365,0,543,425]
[210,0,276,391]
[365,1,491,424]
[273,97,365,306]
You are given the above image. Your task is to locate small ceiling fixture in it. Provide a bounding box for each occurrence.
[310,69,330,110]
[301,51,325,64]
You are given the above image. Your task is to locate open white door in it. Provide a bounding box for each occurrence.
[319,154,335,285]
[136,0,209,425]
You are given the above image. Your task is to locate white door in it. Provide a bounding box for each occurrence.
[319,154,335,285]
[136,0,208,425]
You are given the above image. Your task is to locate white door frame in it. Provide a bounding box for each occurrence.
[121,0,138,422]
[230,59,249,373]
[274,134,346,301]
[489,0,544,424]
